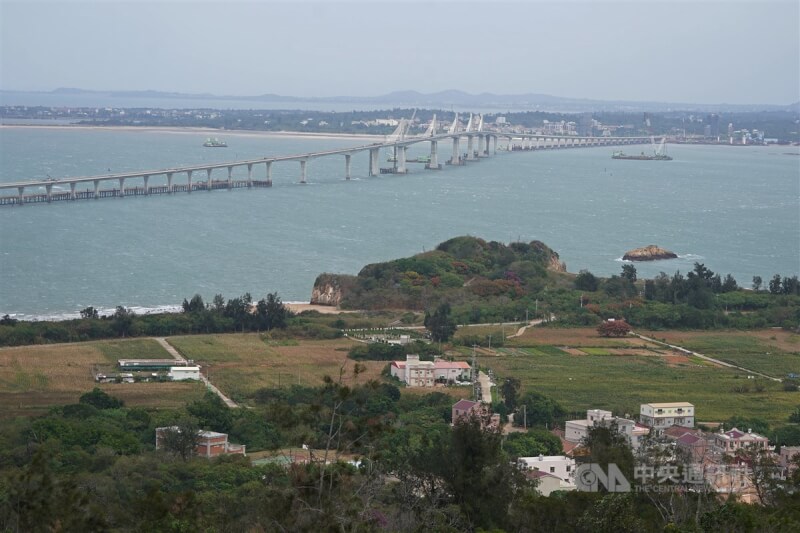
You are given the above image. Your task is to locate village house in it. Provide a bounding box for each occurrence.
[518,455,576,486]
[390,355,471,387]
[451,399,501,428]
[639,402,695,431]
[713,427,769,454]
[527,470,576,496]
[779,446,800,478]
[564,409,649,449]
[156,427,246,458]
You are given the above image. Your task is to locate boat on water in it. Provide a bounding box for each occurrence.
[612,137,672,160]
[203,138,228,148]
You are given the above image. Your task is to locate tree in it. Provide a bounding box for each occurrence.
[253,292,291,331]
[187,392,233,433]
[159,419,200,461]
[424,303,457,343]
[502,377,521,412]
[752,276,763,292]
[79,306,99,319]
[111,306,135,337]
[514,391,566,428]
[597,320,632,337]
[769,274,783,295]
[621,264,637,283]
[79,387,124,409]
[504,430,562,458]
[575,270,599,291]
[182,294,205,314]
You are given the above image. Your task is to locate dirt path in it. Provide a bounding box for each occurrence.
[154,337,239,408]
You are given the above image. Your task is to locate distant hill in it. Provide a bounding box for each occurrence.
[311,236,567,311]
[8,87,794,113]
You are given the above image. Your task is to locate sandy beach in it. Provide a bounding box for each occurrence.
[0,123,386,143]
[285,303,357,315]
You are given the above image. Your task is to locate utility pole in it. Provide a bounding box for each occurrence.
[523,404,527,430]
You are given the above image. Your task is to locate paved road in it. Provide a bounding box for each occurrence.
[477,371,494,403]
[155,337,240,408]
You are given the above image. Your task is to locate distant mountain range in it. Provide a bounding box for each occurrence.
[3,87,797,113]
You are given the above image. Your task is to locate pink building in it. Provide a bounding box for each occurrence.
[156,427,246,458]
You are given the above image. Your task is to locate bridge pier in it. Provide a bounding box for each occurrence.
[369,148,379,176]
[451,137,460,165]
[300,159,308,183]
[429,140,439,168]
[397,146,407,173]
[93,180,99,199]
[187,170,193,193]
[46,184,52,202]
[466,135,475,160]
[345,154,352,180]
[247,164,253,187]
[17,186,24,205]
[118,177,125,197]
[227,166,233,190]
[167,172,173,193]
[206,168,213,191]
[70,182,76,200]
[266,161,273,186]
[143,175,150,195]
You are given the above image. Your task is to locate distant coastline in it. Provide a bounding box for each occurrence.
[0,123,385,142]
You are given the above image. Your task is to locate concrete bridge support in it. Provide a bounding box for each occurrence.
[492,135,497,155]
[93,180,100,199]
[167,172,174,193]
[17,187,24,205]
[70,182,76,200]
[46,184,52,202]
[227,166,234,190]
[466,135,475,160]
[206,168,213,191]
[247,164,253,187]
[187,170,193,192]
[118,177,126,197]
[451,137,460,165]
[345,154,352,180]
[265,162,273,186]
[430,140,438,168]
[300,159,308,183]
[143,175,150,195]
[369,148,379,176]
[397,146,407,173]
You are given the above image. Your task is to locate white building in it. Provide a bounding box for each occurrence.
[390,355,470,387]
[565,409,648,449]
[518,455,576,484]
[640,402,695,430]
[169,366,201,381]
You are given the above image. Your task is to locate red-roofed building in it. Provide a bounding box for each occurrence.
[713,427,769,453]
[452,399,500,428]
[155,427,246,458]
[391,355,471,387]
[676,432,709,461]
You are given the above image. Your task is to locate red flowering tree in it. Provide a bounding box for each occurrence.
[597,320,632,337]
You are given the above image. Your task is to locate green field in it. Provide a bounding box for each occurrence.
[95,338,172,363]
[653,331,800,379]
[479,347,796,426]
[168,334,386,402]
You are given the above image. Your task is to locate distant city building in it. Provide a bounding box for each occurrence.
[707,113,720,136]
[496,116,507,124]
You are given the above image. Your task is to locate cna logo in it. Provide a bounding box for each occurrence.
[575,463,631,493]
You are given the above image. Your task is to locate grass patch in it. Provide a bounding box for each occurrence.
[168,334,386,401]
[0,341,203,418]
[526,345,567,357]
[652,331,800,378]
[582,347,613,356]
[480,349,796,426]
[94,338,172,363]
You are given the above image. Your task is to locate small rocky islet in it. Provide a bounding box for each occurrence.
[622,245,678,262]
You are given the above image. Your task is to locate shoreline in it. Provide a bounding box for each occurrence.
[0,123,386,142]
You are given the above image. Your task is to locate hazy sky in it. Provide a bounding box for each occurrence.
[1,0,798,104]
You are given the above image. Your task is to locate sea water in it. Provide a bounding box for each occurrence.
[0,126,798,319]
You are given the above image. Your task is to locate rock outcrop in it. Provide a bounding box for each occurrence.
[623,245,678,262]
[311,273,355,306]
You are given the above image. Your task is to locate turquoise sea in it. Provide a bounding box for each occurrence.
[0,126,798,319]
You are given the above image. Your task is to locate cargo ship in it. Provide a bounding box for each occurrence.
[612,137,671,160]
[203,138,228,148]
